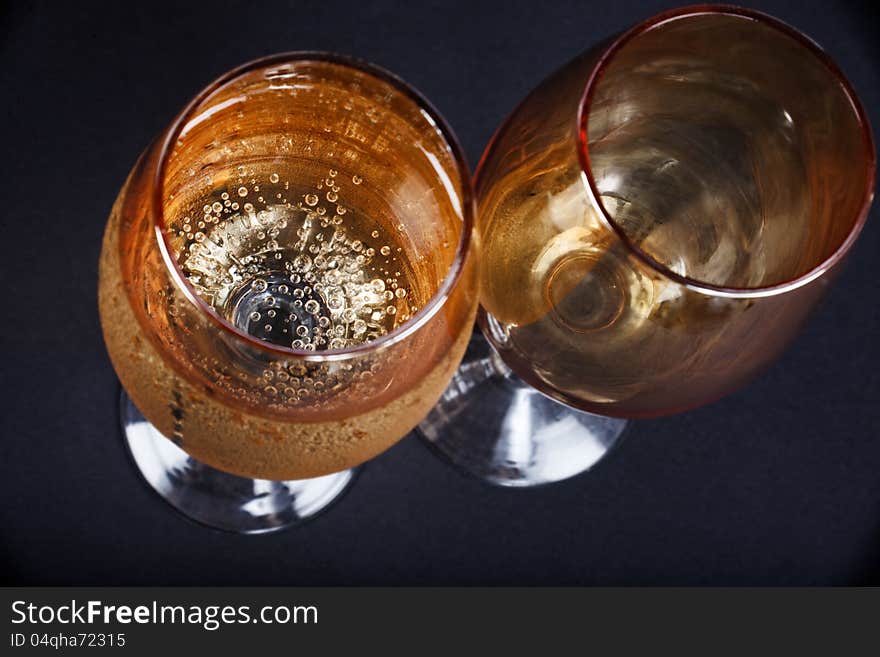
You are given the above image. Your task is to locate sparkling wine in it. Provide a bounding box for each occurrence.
[177,166,420,351]
[99,55,476,481]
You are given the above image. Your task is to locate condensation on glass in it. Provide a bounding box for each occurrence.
[99,54,477,480]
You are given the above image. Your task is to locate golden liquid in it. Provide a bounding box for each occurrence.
[99,60,477,479]
[98,58,475,478]
[99,161,473,478]
[176,165,422,352]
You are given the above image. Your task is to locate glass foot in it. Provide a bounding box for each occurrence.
[417,335,629,487]
[120,392,356,534]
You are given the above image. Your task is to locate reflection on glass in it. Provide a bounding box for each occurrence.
[419,7,875,487]
[99,53,477,531]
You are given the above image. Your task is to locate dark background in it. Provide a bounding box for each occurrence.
[1,0,877,585]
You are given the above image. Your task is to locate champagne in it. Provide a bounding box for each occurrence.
[98,56,476,481]
[177,166,419,351]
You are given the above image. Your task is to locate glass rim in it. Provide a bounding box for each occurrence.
[577,4,876,299]
[151,51,475,361]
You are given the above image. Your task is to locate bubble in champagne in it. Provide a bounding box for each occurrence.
[293,254,312,271]
[327,293,344,310]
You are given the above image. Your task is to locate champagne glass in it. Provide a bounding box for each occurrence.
[98,52,477,532]
[419,6,875,486]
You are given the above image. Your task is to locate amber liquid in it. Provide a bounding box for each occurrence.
[99,56,476,478]
[176,164,423,353]
[100,162,471,477]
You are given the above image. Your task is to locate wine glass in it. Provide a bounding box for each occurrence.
[98,52,477,532]
[418,6,875,486]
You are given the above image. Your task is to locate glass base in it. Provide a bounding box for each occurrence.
[120,392,356,534]
[417,335,629,487]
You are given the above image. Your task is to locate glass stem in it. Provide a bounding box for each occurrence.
[418,331,630,487]
[439,339,512,403]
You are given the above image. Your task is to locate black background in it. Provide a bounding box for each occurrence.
[1,0,877,585]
